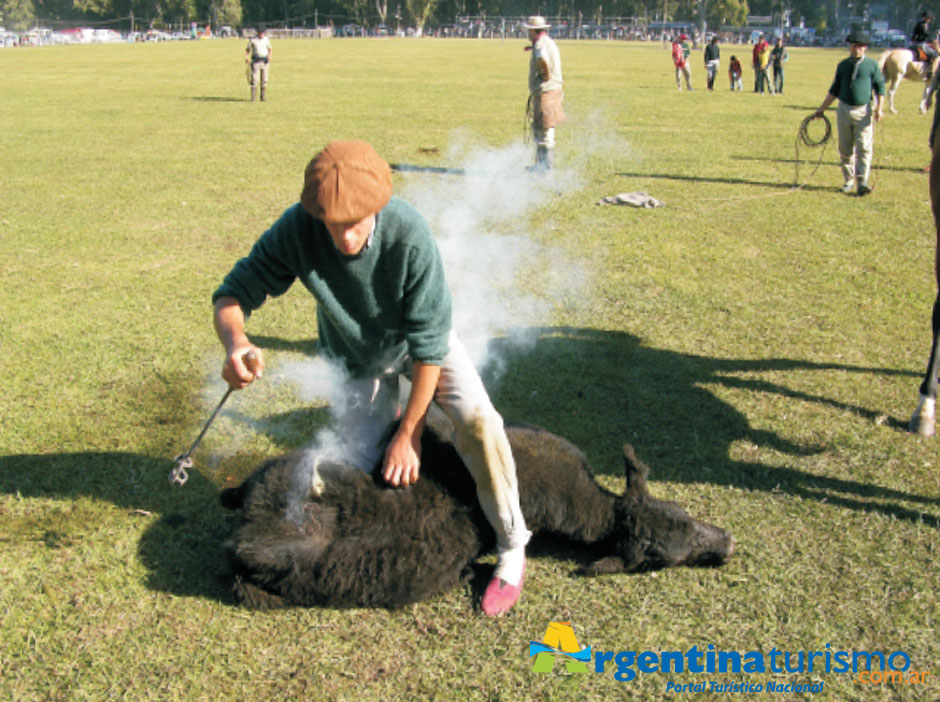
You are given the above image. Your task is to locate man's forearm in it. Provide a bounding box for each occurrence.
[399,361,441,437]
[816,93,836,114]
[214,296,249,353]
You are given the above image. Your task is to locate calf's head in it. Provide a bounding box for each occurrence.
[585,445,734,576]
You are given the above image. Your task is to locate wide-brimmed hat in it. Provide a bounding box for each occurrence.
[523,15,550,30]
[845,29,870,45]
[301,140,392,222]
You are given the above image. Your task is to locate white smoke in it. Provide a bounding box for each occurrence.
[399,136,586,374]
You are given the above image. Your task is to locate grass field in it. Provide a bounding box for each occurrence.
[1,37,938,701]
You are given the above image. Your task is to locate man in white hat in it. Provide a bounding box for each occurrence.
[524,15,564,172]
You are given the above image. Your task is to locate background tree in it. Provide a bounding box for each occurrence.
[1,0,36,30]
[706,0,748,28]
[406,0,436,34]
[219,0,242,24]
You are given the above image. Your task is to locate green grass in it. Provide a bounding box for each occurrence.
[1,38,938,701]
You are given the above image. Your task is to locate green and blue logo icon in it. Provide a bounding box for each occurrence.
[529,621,592,674]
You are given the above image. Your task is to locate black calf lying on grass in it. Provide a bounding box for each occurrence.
[220,419,734,609]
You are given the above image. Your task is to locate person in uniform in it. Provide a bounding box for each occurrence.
[814,30,886,197]
[212,140,531,616]
[246,26,272,102]
[524,16,564,172]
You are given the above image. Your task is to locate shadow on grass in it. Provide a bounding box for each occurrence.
[616,170,834,192]
[483,327,940,529]
[184,96,247,103]
[0,451,243,603]
[249,334,318,355]
[731,154,928,174]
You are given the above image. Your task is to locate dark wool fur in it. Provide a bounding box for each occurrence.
[221,420,734,609]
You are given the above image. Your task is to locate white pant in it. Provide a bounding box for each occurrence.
[675,64,692,90]
[336,331,531,552]
[533,125,555,149]
[706,60,719,85]
[837,101,874,185]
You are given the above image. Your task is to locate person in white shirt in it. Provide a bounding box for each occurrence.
[524,16,564,172]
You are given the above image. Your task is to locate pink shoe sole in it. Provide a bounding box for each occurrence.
[481,559,526,616]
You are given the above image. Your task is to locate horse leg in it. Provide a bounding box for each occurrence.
[912,296,940,436]
[920,81,933,113]
[888,81,899,114]
[911,138,940,436]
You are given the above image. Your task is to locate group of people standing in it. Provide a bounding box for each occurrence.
[241,17,565,174]
[672,33,786,93]
[670,29,887,198]
[751,34,788,94]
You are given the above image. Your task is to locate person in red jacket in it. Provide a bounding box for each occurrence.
[672,33,692,90]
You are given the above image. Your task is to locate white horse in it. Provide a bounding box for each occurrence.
[878,47,940,114]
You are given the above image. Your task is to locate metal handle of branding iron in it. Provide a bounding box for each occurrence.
[169,350,258,486]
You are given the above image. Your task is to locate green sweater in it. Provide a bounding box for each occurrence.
[213,197,452,376]
[828,56,886,107]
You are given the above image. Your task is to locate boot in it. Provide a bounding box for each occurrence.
[542,147,554,171]
[533,145,552,173]
[260,86,266,102]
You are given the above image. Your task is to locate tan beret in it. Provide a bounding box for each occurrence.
[300,140,393,222]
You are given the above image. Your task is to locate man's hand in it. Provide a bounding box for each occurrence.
[383,426,422,487]
[381,360,440,487]
[222,346,263,389]
[215,297,264,389]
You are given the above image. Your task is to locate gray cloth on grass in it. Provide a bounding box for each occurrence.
[598,192,665,208]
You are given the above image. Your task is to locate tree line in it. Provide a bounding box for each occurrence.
[0,0,921,43]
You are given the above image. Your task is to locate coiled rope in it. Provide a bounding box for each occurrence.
[523,95,534,145]
[793,113,831,188]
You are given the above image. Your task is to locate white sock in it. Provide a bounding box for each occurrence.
[493,546,526,586]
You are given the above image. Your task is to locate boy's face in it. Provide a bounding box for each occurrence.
[323,214,375,256]
[849,42,867,58]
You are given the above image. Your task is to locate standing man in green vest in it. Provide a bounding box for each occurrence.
[814,30,886,196]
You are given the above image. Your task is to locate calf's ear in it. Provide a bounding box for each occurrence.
[622,444,650,496]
